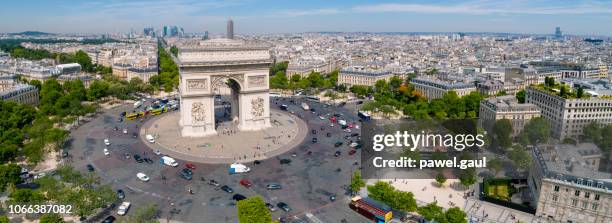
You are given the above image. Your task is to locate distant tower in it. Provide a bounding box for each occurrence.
[203,31,209,40]
[227,19,234,39]
[555,27,562,39]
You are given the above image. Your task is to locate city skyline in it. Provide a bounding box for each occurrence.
[1,0,612,36]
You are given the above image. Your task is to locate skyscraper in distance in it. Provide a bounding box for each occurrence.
[555,26,562,39]
[227,18,234,39]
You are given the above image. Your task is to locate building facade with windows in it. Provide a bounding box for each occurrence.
[410,76,476,99]
[526,86,612,139]
[479,96,541,137]
[339,68,403,87]
[528,144,611,223]
[0,83,39,106]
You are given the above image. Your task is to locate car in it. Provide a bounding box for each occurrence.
[232,194,247,201]
[154,150,161,155]
[265,203,276,212]
[208,180,220,187]
[320,126,325,130]
[334,151,341,157]
[326,132,332,137]
[334,142,343,147]
[344,128,352,133]
[123,129,128,134]
[277,202,291,212]
[124,153,131,159]
[86,164,95,172]
[279,159,291,165]
[104,139,110,146]
[319,116,325,120]
[117,189,125,199]
[356,100,364,104]
[136,172,149,181]
[117,202,131,216]
[178,171,192,180]
[220,185,233,193]
[132,133,137,138]
[311,137,317,143]
[102,216,116,223]
[185,163,196,169]
[348,150,357,156]
[351,133,360,137]
[266,183,282,190]
[133,154,143,163]
[349,142,359,148]
[311,130,317,134]
[253,160,261,165]
[103,148,110,156]
[329,194,336,201]
[182,168,193,175]
[240,179,252,188]
[118,117,123,122]
[113,126,118,131]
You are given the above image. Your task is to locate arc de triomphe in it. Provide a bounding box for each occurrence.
[176,38,272,137]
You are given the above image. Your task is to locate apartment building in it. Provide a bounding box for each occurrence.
[0,83,39,106]
[339,67,404,87]
[410,76,476,99]
[529,144,611,223]
[479,96,541,136]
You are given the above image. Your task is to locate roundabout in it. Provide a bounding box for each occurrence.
[140,109,308,164]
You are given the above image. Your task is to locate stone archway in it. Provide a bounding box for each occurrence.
[176,38,272,137]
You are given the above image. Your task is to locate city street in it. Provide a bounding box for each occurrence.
[66,97,370,222]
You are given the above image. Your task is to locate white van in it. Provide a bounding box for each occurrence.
[146,134,155,143]
[117,202,131,215]
[161,156,178,167]
[229,163,250,174]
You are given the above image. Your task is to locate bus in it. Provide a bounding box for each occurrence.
[126,113,138,120]
[358,111,371,121]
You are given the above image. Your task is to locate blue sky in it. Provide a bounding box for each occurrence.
[1,0,612,36]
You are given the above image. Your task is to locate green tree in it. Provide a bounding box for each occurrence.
[516,89,526,103]
[8,189,46,203]
[74,50,93,72]
[487,157,503,176]
[0,215,8,223]
[269,71,289,89]
[582,122,601,143]
[367,181,416,212]
[236,196,272,223]
[269,61,288,76]
[493,119,513,150]
[445,207,468,223]
[417,202,445,222]
[520,117,550,145]
[350,171,365,194]
[39,213,65,223]
[459,167,477,187]
[170,46,179,57]
[0,163,22,191]
[577,87,584,98]
[30,79,42,90]
[86,80,109,101]
[435,172,447,187]
[508,146,532,171]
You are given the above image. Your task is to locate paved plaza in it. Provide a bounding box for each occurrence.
[141,109,307,163]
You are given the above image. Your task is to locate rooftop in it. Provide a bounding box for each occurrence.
[533,143,611,191]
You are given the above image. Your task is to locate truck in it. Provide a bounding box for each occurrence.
[229,163,250,174]
[117,202,131,216]
[301,102,310,111]
[160,156,178,167]
[146,134,155,143]
[349,196,392,223]
[134,101,143,109]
